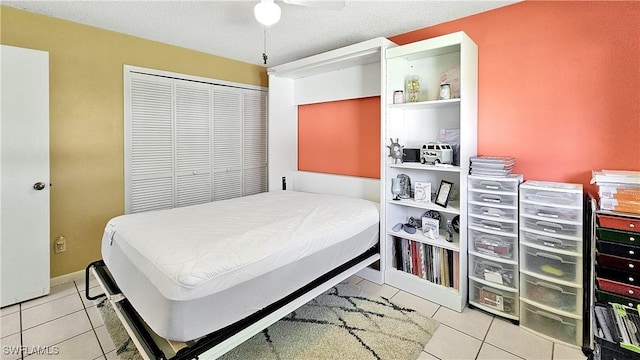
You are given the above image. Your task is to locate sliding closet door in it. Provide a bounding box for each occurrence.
[243,90,268,196]
[175,80,212,207]
[126,75,174,213]
[212,86,243,201]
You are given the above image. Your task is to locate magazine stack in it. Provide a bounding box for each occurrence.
[469,156,515,177]
[591,170,640,214]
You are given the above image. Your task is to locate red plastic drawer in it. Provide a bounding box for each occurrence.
[597,253,640,274]
[597,214,640,233]
[596,277,640,299]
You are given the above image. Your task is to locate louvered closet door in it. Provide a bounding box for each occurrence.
[126,74,174,213]
[243,90,268,195]
[212,86,242,200]
[175,80,212,207]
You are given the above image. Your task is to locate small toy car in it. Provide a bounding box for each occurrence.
[420,142,453,164]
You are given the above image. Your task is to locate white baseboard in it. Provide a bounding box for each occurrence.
[50,269,84,287]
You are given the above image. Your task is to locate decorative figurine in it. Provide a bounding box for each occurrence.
[386,138,404,164]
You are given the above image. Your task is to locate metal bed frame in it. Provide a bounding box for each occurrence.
[85,245,380,360]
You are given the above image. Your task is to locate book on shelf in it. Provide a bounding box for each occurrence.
[394,237,457,289]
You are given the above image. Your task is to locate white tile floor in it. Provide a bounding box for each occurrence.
[0,275,589,360]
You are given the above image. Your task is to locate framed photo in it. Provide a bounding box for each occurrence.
[435,180,453,208]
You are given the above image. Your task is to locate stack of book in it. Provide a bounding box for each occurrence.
[469,156,515,177]
[592,170,640,214]
[393,238,459,290]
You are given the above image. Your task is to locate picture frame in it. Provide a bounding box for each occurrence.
[435,180,453,208]
[414,181,431,203]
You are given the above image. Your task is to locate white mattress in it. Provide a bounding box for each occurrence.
[102,190,379,341]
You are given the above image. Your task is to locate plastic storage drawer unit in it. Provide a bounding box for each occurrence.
[469,215,517,235]
[470,279,518,317]
[469,203,518,221]
[469,191,518,207]
[470,254,518,288]
[520,181,583,207]
[469,177,520,193]
[520,230,580,253]
[521,217,583,239]
[521,273,582,315]
[521,202,582,222]
[521,300,582,346]
[521,244,582,283]
[469,228,517,260]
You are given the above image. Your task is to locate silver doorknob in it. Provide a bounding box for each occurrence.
[33,182,46,191]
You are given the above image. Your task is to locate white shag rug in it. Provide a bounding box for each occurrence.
[97,282,438,360]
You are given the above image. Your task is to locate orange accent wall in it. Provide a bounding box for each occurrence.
[390,1,640,194]
[298,97,380,179]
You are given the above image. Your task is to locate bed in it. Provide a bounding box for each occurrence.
[88,189,380,359]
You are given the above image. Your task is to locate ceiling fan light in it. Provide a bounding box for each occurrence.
[254,0,281,26]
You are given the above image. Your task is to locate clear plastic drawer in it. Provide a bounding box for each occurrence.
[520,185,582,207]
[469,215,517,235]
[469,228,517,260]
[468,177,520,193]
[521,244,582,283]
[521,273,582,316]
[520,230,581,253]
[521,301,582,346]
[469,203,518,221]
[470,279,518,316]
[521,217,583,239]
[520,202,582,222]
[470,254,517,288]
[468,191,518,207]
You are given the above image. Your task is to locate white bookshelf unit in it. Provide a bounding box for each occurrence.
[382,32,478,312]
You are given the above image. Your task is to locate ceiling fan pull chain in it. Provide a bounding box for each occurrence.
[262,26,268,65]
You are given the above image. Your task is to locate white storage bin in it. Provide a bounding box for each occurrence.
[469,191,518,207]
[469,215,517,235]
[521,301,582,346]
[469,203,518,221]
[521,244,582,283]
[520,230,581,253]
[521,273,582,316]
[468,177,520,193]
[520,202,582,222]
[521,217,583,239]
[470,254,517,288]
[469,227,517,260]
[470,279,518,316]
[520,181,583,207]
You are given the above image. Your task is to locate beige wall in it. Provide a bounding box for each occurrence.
[1,6,268,277]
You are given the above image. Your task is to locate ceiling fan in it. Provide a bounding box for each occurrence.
[254,0,345,26]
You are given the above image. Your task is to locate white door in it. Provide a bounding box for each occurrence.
[1,45,50,306]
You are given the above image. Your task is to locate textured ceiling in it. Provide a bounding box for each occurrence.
[4,0,519,67]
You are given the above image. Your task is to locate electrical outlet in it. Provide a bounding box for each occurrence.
[55,236,66,254]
